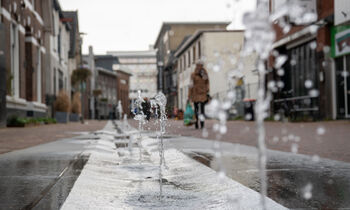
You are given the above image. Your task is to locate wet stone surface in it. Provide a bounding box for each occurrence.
[186,151,350,209]
[0,137,91,210]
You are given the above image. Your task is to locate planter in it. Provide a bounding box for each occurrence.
[70,113,80,122]
[55,111,69,123]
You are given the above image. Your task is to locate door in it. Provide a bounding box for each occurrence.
[0,24,6,127]
[345,55,350,118]
[336,55,350,119]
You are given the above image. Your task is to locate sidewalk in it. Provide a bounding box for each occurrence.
[0,120,107,154]
[129,119,350,163]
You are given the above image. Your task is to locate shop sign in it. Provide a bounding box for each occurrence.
[331,25,350,58]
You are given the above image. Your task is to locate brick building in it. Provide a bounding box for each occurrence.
[94,55,119,119]
[268,0,339,120]
[1,0,48,122]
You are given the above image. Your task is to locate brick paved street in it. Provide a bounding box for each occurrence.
[0,120,107,154]
[129,119,350,163]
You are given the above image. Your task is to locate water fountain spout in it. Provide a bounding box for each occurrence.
[154,92,167,199]
[133,90,146,163]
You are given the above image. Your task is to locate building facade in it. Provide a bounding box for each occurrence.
[107,50,157,112]
[175,30,258,113]
[268,0,350,120]
[94,55,119,119]
[332,0,350,119]
[1,0,48,122]
[42,0,71,117]
[82,46,96,119]
[116,70,131,116]
[62,11,82,95]
[153,22,230,113]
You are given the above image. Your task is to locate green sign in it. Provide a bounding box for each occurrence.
[331,25,350,58]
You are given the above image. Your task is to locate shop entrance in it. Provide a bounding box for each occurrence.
[336,55,350,119]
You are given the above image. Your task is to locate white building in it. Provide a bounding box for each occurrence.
[107,49,157,107]
[42,0,71,117]
[175,30,258,111]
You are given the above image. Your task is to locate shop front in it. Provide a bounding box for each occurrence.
[332,25,350,119]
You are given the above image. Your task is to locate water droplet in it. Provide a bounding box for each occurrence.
[199,114,205,122]
[272,136,279,143]
[213,64,221,72]
[218,170,226,183]
[309,25,319,34]
[302,183,313,200]
[267,81,276,90]
[213,123,220,132]
[274,55,288,69]
[341,71,349,78]
[282,24,291,34]
[277,69,285,76]
[323,46,330,54]
[277,81,285,88]
[322,61,328,68]
[291,143,298,153]
[169,30,174,36]
[290,59,297,66]
[202,128,209,138]
[274,114,281,121]
[312,155,320,162]
[308,89,319,97]
[316,127,325,135]
[304,80,313,89]
[219,125,227,134]
[310,41,317,50]
[245,113,252,120]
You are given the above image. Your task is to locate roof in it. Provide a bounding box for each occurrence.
[107,50,156,58]
[174,29,244,58]
[96,67,117,77]
[153,21,231,49]
[175,35,192,52]
[62,11,79,58]
[95,55,119,71]
[116,69,132,77]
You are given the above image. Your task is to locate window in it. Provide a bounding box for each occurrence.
[184,54,186,69]
[193,46,196,63]
[188,51,190,67]
[280,41,318,102]
[37,47,41,102]
[58,28,61,60]
[198,41,201,59]
[10,23,19,97]
[54,68,56,94]
[59,70,64,91]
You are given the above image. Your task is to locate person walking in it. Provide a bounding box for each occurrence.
[189,61,210,129]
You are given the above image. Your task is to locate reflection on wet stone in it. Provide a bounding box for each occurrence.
[186,151,350,209]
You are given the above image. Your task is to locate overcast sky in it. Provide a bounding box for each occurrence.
[59,0,256,54]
